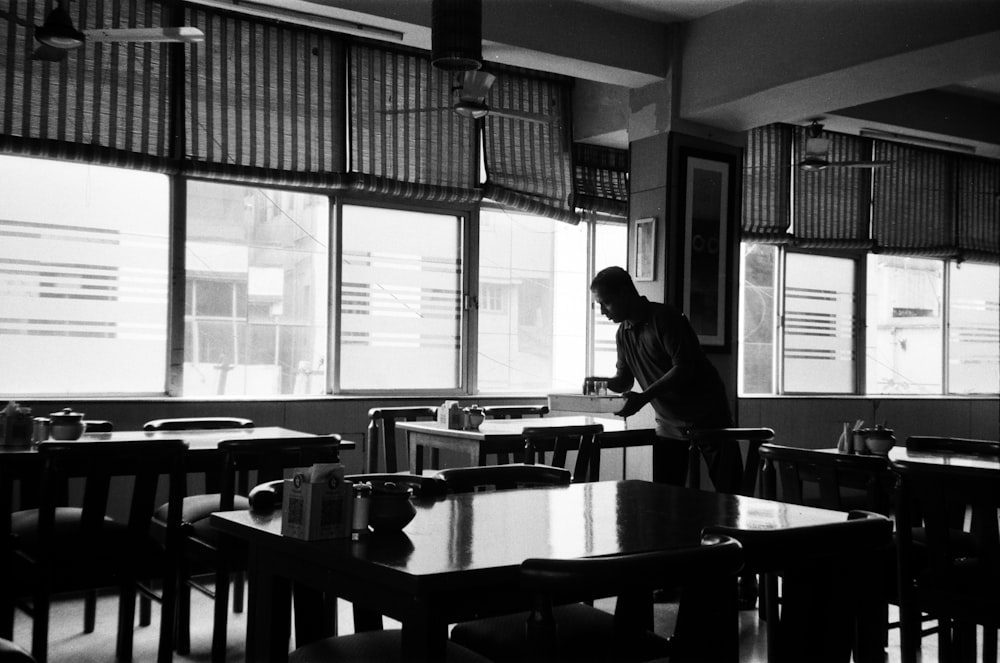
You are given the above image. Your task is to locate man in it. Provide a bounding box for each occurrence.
[588,265,741,490]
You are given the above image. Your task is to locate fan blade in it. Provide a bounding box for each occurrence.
[488,108,551,124]
[830,160,893,169]
[459,70,495,103]
[83,26,204,43]
[31,44,68,61]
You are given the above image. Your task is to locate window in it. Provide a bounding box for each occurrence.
[739,242,1000,396]
[339,204,463,391]
[948,262,1000,394]
[0,156,169,395]
[477,208,587,393]
[184,182,329,396]
[592,222,628,376]
[866,256,943,394]
[783,253,856,393]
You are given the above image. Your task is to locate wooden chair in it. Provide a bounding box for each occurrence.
[365,406,438,473]
[0,439,186,663]
[522,424,604,483]
[893,457,999,663]
[759,443,893,514]
[586,428,658,482]
[142,417,254,432]
[482,405,549,463]
[706,510,893,663]
[685,427,774,495]
[153,434,342,663]
[449,534,745,663]
[434,464,572,493]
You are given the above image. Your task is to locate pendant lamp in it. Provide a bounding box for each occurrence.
[431,0,482,71]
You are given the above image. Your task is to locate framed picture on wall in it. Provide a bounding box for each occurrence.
[670,134,741,350]
[633,217,656,281]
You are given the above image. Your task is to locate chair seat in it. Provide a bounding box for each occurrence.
[288,630,492,663]
[10,508,160,582]
[449,602,672,663]
[152,494,251,551]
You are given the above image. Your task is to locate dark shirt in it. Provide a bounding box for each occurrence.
[611,297,733,437]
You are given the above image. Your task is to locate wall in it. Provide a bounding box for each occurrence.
[738,397,999,448]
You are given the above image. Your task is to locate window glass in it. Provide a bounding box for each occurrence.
[865,256,943,394]
[947,262,999,394]
[592,222,628,377]
[185,182,329,396]
[783,253,855,393]
[739,243,777,394]
[0,156,169,395]
[340,205,463,391]
[478,208,588,393]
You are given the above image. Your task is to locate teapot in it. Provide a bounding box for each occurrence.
[49,407,86,440]
[463,405,485,430]
[368,481,416,533]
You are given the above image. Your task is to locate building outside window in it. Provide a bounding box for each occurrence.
[0,155,169,395]
[184,182,329,396]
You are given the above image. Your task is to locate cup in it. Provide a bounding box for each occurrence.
[596,380,608,397]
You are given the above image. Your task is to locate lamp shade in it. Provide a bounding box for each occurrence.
[431,0,482,71]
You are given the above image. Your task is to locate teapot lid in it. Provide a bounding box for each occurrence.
[49,407,84,420]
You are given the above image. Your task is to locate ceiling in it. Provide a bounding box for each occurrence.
[210,0,1000,157]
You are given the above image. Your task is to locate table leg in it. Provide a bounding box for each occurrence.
[399,607,447,663]
[246,547,291,663]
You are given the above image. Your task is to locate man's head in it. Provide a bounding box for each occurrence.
[590,266,641,324]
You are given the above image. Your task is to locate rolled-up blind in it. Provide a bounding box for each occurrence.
[793,127,873,249]
[483,67,577,224]
[0,0,170,166]
[742,124,792,243]
[186,5,347,185]
[348,42,479,203]
[872,142,956,257]
[573,143,628,217]
[956,158,999,264]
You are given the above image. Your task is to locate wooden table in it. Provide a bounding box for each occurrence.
[211,479,858,663]
[888,445,999,471]
[396,415,649,473]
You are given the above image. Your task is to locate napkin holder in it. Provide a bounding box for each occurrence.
[437,401,464,430]
[281,463,352,541]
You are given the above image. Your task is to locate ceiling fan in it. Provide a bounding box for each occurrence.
[381,70,556,125]
[28,0,204,62]
[798,121,892,172]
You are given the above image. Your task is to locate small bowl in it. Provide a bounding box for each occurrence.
[368,483,416,533]
[865,436,895,455]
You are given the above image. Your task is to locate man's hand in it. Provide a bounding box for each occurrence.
[614,391,647,418]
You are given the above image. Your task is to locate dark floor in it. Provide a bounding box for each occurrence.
[9,586,969,662]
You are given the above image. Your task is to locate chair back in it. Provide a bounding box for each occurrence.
[435,464,571,493]
[482,405,549,419]
[587,428,657,482]
[22,439,187,662]
[892,459,1000,624]
[365,406,438,473]
[905,436,999,456]
[521,424,603,482]
[685,427,774,495]
[142,417,254,432]
[759,443,892,514]
[521,534,744,663]
[216,435,343,511]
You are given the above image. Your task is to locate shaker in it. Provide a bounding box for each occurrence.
[352,482,372,539]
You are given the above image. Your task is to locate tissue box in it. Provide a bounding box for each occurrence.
[281,464,353,541]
